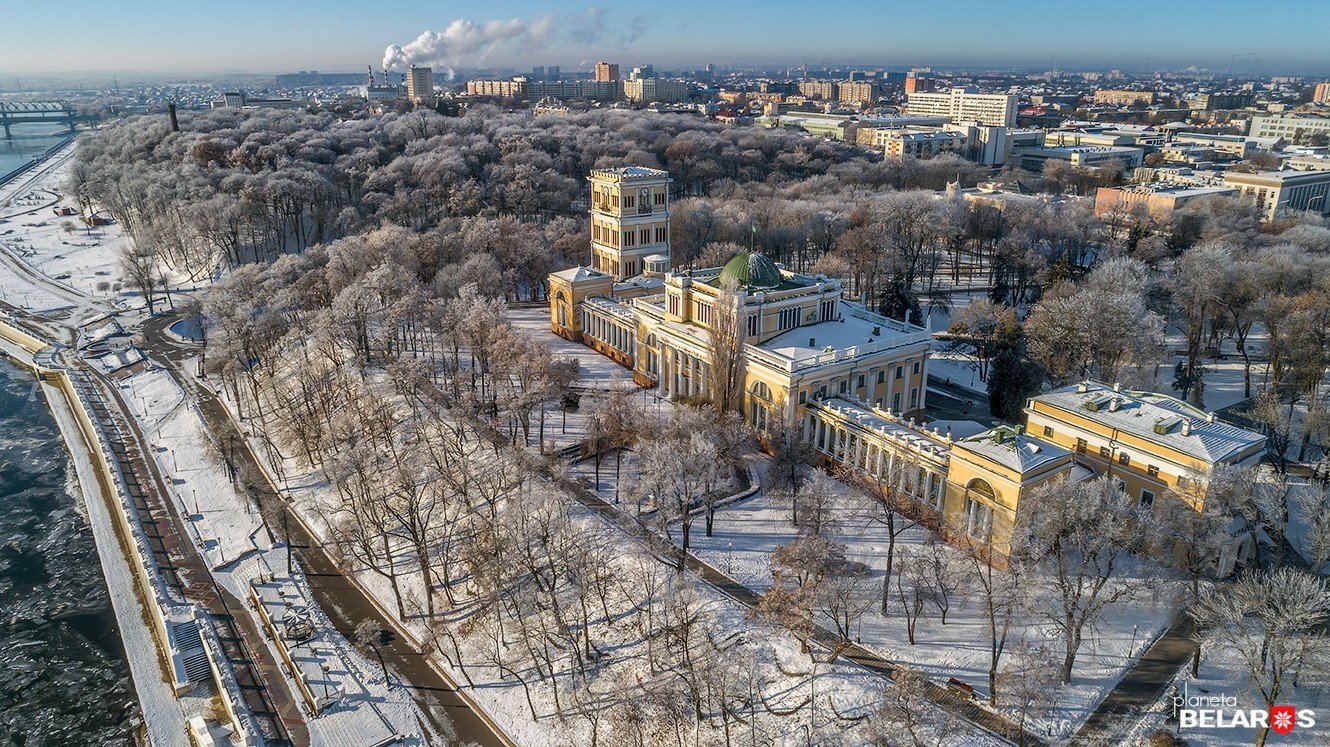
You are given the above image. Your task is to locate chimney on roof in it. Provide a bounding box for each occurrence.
[1078,381,1089,393]
[1181,420,1192,436]
[1108,398,1119,412]
[1206,413,1215,424]
[1113,382,1122,393]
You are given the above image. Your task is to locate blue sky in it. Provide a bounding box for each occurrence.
[3,0,1328,76]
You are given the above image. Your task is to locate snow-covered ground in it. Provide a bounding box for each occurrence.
[683,458,1183,743]
[109,361,433,744]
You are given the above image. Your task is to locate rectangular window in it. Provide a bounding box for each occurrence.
[799,390,807,404]
[1140,490,1156,508]
[1099,446,1111,458]
[818,385,827,399]
[858,375,865,389]
[877,370,885,384]
[1118,453,1130,466]
[1177,475,1192,490]
[910,388,919,408]
[1148,464,1159,478]
[655,226,667,243]
[895,366,903,380]
[839,380,848,393]
[654,191,666,206]
[1075,438,1087,453]
[893,392,902,412]
[624,194,635,208]
[913,360,921,375]
[747,314,760,337]
[778,306,800,330]
[1043,425,1054,438]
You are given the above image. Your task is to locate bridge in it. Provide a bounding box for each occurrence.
[0,101,97,138]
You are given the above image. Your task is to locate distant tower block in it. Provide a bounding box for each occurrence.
[588,167,673,280]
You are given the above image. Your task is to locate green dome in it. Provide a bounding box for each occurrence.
[717,252,783,289]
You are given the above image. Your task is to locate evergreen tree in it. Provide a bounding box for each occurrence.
[988,342,1044,423]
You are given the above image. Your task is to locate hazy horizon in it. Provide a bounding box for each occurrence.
[2,0,1328,79]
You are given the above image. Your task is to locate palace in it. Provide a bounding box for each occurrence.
[548,167,1265,572]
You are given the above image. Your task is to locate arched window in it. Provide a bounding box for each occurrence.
[963,479,996,541]
[749,380,775,432]
[555,290,569,328]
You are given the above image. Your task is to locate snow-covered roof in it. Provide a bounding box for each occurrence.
[756,302,931,371]
[813,397,951,461]
[955,426,1071,475]
[1030,381,1264,464]
[551,266,609,282]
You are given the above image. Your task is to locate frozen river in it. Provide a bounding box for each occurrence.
[0,358,136,743]
[0,123,72,183]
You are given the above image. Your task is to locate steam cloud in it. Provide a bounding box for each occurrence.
[383,8,649,73]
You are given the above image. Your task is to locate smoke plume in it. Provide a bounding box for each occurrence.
[382,7,646,72]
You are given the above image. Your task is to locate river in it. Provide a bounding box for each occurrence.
[0,358,136,743]
[0,123,72,182]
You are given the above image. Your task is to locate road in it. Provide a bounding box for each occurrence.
[140,313,510,747]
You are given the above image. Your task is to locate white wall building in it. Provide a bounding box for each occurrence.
[906,87,1018,127]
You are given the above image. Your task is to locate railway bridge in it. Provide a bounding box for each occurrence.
[0,101,96,138]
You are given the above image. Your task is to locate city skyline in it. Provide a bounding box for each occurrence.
[3,0,1330,77]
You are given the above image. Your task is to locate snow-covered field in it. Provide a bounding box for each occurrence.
[683,460,1183,743]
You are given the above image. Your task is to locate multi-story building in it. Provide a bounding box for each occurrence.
[1093,89,1157,106]
[1094,184,1239,219]
[1024,383,1265,514]
[622,78,691,103]
[798,81,836,100]
[906,87,1018,127]
[405,66,435,105]
[594,61,620,83]
[1222,169,1330,222]
[1172,133,1257,159]
[1188,93,1255,111]
[837,81,878,105]
[466,79,527,98]
[1013,145,1145,171]
[548,170,1265,568]
[903,73,935,95]
[1314,82,1330,104]
[876,129,968,159]
[1248,113,1330,143]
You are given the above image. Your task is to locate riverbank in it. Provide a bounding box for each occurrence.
[0,133,76,190]
[0,323,188,745]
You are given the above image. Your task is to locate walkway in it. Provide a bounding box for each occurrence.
[139,313,511,747]
[528,437,1043,747]
[1074,616,1195,744]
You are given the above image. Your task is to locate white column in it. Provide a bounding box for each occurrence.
[918,357,929,412]
[659,347,669,396]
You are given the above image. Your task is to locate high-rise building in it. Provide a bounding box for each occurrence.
[594,61,620,82]
[906,87,1018,127]
[405,66,435,104]
[798,81,835,100]
[1314,81,1330,104]
[904,73,934,95]
[837,81,878,105]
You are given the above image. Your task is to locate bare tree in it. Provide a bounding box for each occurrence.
[708,279,746,416]
[1192,568,1330,747]
[1015,476,1156,683]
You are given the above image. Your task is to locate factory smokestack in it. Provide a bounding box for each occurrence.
[167,102,179,132]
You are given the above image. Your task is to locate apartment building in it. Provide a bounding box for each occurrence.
[906,87,1018,127]
[1093,89,1157,106]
